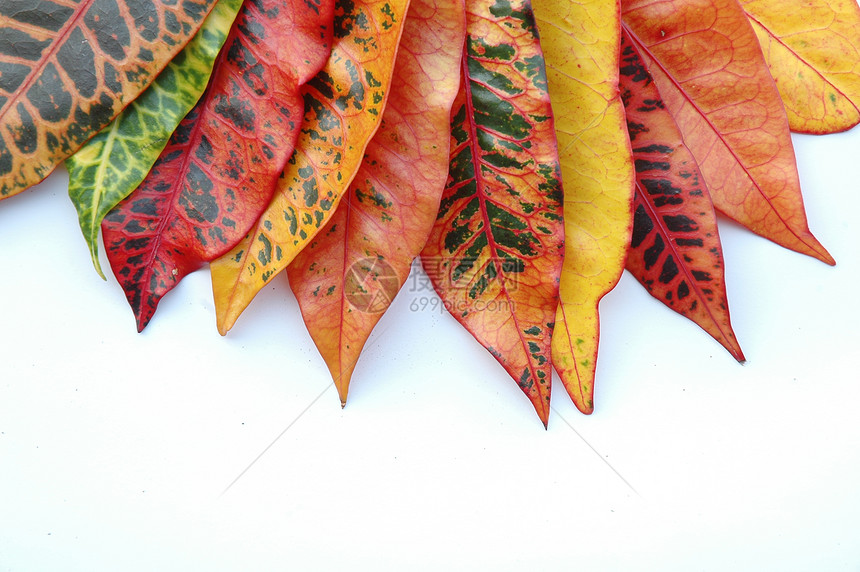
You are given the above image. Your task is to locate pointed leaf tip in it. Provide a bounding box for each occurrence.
[619,28,746,363]
[535,0,635,414]
[288,0,466,402]
[421,0,565,424]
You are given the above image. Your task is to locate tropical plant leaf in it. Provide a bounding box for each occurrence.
[287,0,466,406]
[420,0,565,426]
[740,0,860,134]
[621,0,834,266]
[101,0,336,331]
[210,0,409,335]
[66,0,244,278]
[620,28,744,362]
[0,0,218,198]
[532,0,634,414]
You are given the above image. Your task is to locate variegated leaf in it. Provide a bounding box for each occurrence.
[0,0,218,198]
[211,0,409,335]
[420,0,565,426]
[66,0,244,278]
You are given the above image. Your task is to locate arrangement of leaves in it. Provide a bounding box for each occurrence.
[2,0,858,426]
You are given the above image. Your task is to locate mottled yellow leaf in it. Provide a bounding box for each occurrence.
[210,0,409,334]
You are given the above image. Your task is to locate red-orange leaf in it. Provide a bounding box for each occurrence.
[420,0,565,426]
[101,0,334,331]
[620,28,744,362]
[287,0,466,406]
[0,0,218,198]
[621,0,834,266]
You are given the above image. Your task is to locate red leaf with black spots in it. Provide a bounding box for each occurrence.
[620,28,744,361]
[102,0,334,331]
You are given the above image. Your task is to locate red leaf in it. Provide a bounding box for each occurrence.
[620,28,744,362]
[101,0,334,331]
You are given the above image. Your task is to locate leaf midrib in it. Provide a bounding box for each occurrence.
[460,38,550,418]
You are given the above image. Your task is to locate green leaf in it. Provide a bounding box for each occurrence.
[65,0,243,278]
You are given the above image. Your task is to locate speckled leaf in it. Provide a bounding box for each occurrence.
[0,0,218,199]
[66,0,243,278]
[740,0,860,134]
[101,0,335,331]
[211,0,409,334]
[420,0,565,426]
[287,0,465,406]
[620,29,744,362]
[533,0,634,414]
[621,0,834,265]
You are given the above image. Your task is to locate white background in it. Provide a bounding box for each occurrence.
[1,125,858,571]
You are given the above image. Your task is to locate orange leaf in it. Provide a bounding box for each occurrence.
[286,0,466,405]
[740,0,860,134]
[210,0,409,334]
[533,0,634,414]
[620,28,744,362]
[621,0,834,266]
[420,0,565,426]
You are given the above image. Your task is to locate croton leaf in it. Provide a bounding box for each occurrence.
[620,28,744,362]
[211,0,409,335]
[66,0,244,278]
[0,0,218,198]
[621,0,834,266]
[532,0,634,414]
[101,0,335,331]
[739,0,860,134]
[420,0,565,426]
[287,0,466,406]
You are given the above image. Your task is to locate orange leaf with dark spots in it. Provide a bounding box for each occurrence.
[287,0,466,406]
[620,28,744,362]
[740,0,860,134]
[621,0,834,266]
[0,0,218,198]
[420,0,565,427]
[101,0,334,331]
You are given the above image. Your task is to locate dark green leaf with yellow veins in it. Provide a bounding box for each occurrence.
[0,0,220,199]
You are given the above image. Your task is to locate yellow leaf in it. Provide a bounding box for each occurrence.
[741,0,860,134]
[534,0,634,414]
[210,0,410,334]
